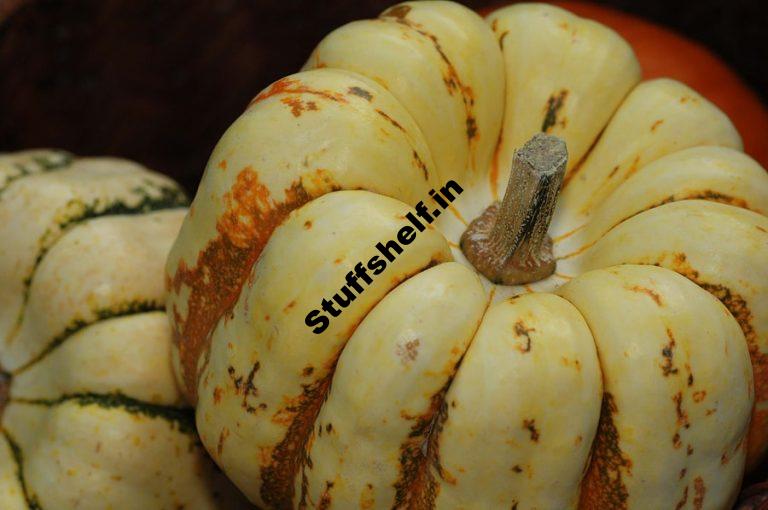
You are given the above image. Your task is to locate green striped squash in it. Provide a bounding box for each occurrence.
[0,150,250,510]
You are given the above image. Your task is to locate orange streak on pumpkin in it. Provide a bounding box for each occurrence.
[169,166,335,400]
[447,204,468,226]
[661,252,767,470]
[551,223,585,243]
[579,393,631,510]
[249,77,348,108]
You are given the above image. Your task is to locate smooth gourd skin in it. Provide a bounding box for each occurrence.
[0,152,250,509]
[165,1,768,508]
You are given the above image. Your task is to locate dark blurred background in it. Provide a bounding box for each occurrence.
[0,0,766,194]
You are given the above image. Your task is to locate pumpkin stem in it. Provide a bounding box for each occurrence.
[461,133,567,285]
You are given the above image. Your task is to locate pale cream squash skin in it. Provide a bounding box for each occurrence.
[432,293,602,509]
[558,265,752,509]
[0,152,250,509]
[165,1,768,508]
[486,3,641,181]
[304,1,504,185]
[0,156,187,366]
[298,262,487,507]
[195,191,452,506]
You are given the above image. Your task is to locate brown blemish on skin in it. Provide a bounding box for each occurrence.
[756,225,766,233]
[687,444,694,456]
[393,375,457,509]
[673,391,690,429]
[261,371,335,508]
[227,366,242,390]
[0,370,10,418]
[304,220,312,230]
[169,166,338,400]
[348,86,373,101]
[627,285,663,306]
[213,386,223,404]
[466,116,478,141]
[217,427,230,457]
[218,160,227,171]
[675,486,689,510]
[685,190,748,209]
[513,321,534,353]
[595,156,642,199]
[375,109,405,132]
[512,465,523,473]
[660,328,679,376]
[498,30,509,49]
[579,393,631,510]
[693,390,707,403]
[561,357,582,371]
[693,476,706,509]
[541,90,569,133]
[523,419,540,442]
[650,119,665,132]
[382,10,478,149]
[396,339,421,365]
[302,365,314,377]
[241,362,261,414]
[359,483,375,509]
[679,468,687,480]
[284,300,297,313]
[317,481,333,510]
[281,96,319,117]
[412,150,429,181]
[662,251,767,466]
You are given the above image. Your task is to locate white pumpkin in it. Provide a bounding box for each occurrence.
[165,2,768,508]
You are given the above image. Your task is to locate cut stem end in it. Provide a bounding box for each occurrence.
[461,133,567,285]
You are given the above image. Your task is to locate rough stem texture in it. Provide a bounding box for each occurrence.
[461,133,567,285]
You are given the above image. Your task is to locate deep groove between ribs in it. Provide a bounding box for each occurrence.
[12,302,166,375]
[2,430,43,510]
[10,392,195,434]
[260,259,445,508]
[10,185,188,340]
[391,293,491,509]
